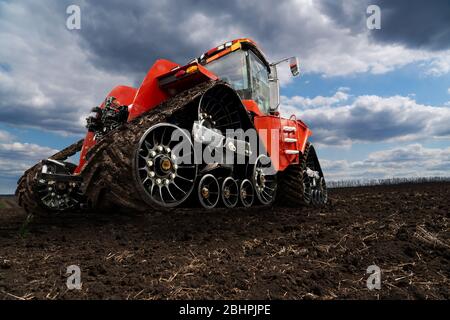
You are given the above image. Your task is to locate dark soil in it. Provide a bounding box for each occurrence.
[0,182,448,300]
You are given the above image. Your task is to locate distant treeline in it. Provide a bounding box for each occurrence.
[327,176,450,189]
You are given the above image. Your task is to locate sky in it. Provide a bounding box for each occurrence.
[0,0,449,193]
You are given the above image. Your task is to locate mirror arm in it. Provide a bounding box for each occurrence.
[270,56,295,66]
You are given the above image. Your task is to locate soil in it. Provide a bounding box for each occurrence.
[0,182,449,300]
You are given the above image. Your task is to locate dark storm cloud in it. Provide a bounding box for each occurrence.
[4,0,331,135]
[317,0,368,33]
[319,0,450,50]
[372,0,450,50]
[0,102,83,135]
[75,0,324,79]
[78,0,202,79]
[78,0,238,78]
[1,0,449,137]
[0,0,133,134]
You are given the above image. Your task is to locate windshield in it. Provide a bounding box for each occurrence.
[204,50,249,92]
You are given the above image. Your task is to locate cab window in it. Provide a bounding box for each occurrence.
[205,50,249,91]
[248,50,270,114]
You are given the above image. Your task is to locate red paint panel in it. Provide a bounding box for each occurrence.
[242,100,263,116]
[128,59,180,120]
[254,115,282,171]
[158,63,218,95]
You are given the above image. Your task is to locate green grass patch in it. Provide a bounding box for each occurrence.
[0,201,5,209]
[19,214,34,238]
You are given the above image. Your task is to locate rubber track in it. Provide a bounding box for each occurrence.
[15,81,219,214]
[79,81,217,213]
[275,142,311,207]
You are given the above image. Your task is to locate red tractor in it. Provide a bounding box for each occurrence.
[16,38,327,214]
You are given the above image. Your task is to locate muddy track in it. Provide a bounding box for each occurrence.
[0,182,448,300]
[15,81,217,214]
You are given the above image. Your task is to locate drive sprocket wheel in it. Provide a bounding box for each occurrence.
[253,154,277,205]
[136,123,197,208]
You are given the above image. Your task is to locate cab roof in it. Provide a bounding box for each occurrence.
[195,38,270,70]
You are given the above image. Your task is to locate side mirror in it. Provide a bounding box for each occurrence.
[289,57,300,77]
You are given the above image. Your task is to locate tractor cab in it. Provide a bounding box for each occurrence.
[197,38,299,116]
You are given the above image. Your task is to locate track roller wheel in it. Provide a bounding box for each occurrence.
[198,174,220,209]
[221,177,239,208]
[253,155,277,205]
[239,179,254,208]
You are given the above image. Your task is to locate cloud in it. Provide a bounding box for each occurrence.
[282,89,350,109]
[0,136,59,192]
[320,0,450,51]
[282,91,450,146]
[322,144,450,181]
[425,55,450,76]
[0,137,60,193]
[1,0,449,137]
[371,0,450,51]
[0,130,14,143]
[0,142,58,175]
[77,0,450,78]
[0,1,132,135]
[0,142,58,162]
